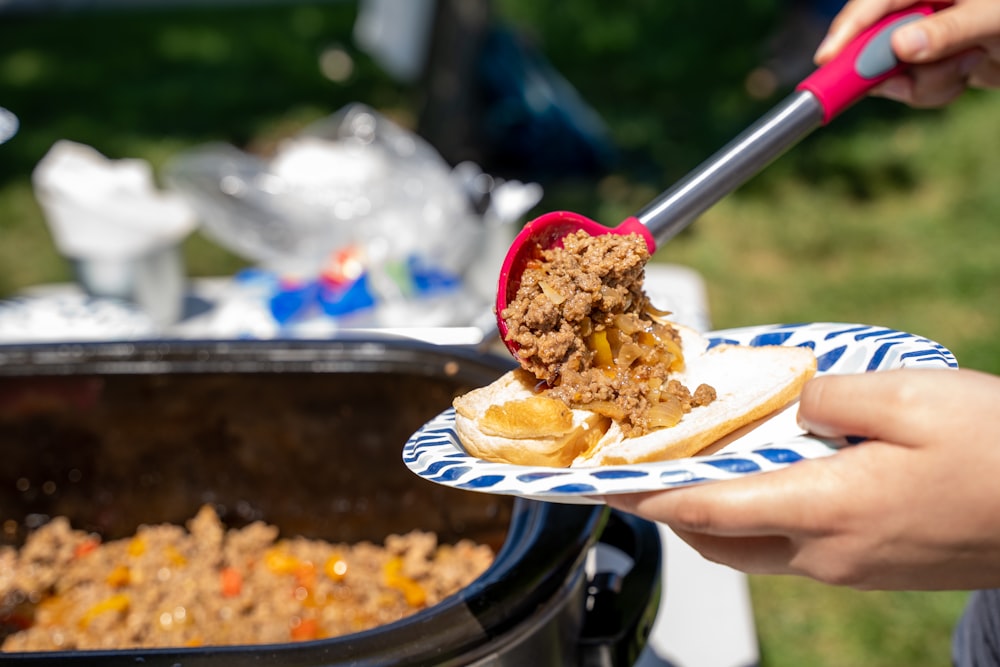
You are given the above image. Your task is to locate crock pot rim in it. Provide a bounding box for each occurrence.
[0,336,517,377]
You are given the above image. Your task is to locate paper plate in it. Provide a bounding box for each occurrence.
[402,322,957,503]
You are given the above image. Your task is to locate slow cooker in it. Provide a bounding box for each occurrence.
[0,337,661,666]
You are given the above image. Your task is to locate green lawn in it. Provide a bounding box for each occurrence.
[1,3,995,665]
[656,90,1000,374]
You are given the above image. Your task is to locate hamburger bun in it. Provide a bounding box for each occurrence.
[453,326,817,467]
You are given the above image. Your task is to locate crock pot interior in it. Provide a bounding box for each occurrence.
[0,341,657,667]
[0,342,515,549]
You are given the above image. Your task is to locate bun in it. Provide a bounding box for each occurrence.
[578,338,816,465]
[453,327,817,467]
[453,368,612,467]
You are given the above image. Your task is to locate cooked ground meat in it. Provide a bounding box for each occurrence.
[503,231,650,383]
[0,506,493,652]
[501,230,715,437]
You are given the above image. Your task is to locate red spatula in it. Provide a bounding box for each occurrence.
[496,3,938,358]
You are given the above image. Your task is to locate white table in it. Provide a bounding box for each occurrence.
[636,265,760,667]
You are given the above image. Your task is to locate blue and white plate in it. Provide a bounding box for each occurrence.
[402,322,958,503]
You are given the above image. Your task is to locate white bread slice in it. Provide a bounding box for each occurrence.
[454,326,817,467]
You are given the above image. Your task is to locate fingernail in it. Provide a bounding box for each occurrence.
[894,24,929,59]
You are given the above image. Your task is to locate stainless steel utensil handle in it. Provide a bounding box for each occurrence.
[636,90,825,245]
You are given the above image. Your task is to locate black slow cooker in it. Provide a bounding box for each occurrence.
[0,338,661,666]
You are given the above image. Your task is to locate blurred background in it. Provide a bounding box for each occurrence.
[1,0,995,664]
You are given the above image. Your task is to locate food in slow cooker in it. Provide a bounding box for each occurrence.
[0,505,494,651]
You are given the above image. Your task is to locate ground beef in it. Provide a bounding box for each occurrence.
[500,230,715,437]
[503,230,650,383]
[0,506,493,652]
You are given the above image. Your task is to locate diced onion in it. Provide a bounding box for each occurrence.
[643,303,674,324]
[583,400,626,421]
[647,397,684,429]
[662,337,684,369]
[606,328,627,356]
[616,342,643,368]
[646,377,663,404]
[613,313,642,335]
[539,280,566,304]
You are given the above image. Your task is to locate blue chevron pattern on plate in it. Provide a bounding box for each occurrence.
[402,322,958,503]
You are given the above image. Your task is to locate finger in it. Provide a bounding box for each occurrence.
[969,56,1000,89]
[668,528,799,576]
[886,53,979,106]
[908,57,976,106]
[797,368,999,446]
[869,74,918,103]
[870,48,984,105]
[891,3,1000,62]
[815,0,928,63]
[605,458,840,538]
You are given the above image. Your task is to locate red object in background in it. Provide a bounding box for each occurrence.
[320,245,366,288]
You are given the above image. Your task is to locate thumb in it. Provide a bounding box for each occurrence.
[796,368,995,447]
[892,5,1000,62]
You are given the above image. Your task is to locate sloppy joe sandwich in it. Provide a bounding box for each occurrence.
[453,230,816,467]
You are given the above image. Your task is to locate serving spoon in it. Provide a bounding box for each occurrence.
[496,3,938,356]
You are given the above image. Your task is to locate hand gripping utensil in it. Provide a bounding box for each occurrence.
[495,3,938,357]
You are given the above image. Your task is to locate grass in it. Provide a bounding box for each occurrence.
[750,578,968,666]
[659,90,1000,374]
[1,3,997,665]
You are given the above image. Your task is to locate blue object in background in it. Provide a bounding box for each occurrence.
[317,273,377,317]
[478,24,618,180]
[407,255,461,296]
[247,251,461,327]
[269,279,319,325]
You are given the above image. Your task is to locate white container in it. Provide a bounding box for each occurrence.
[70,244,186,328]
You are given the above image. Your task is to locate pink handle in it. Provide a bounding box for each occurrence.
[797,3,938,124]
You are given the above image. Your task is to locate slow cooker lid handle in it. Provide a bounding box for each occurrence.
[578,510,663,667]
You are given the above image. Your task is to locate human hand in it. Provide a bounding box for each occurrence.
[814,0,1000,107]
[605,368,1000,590]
